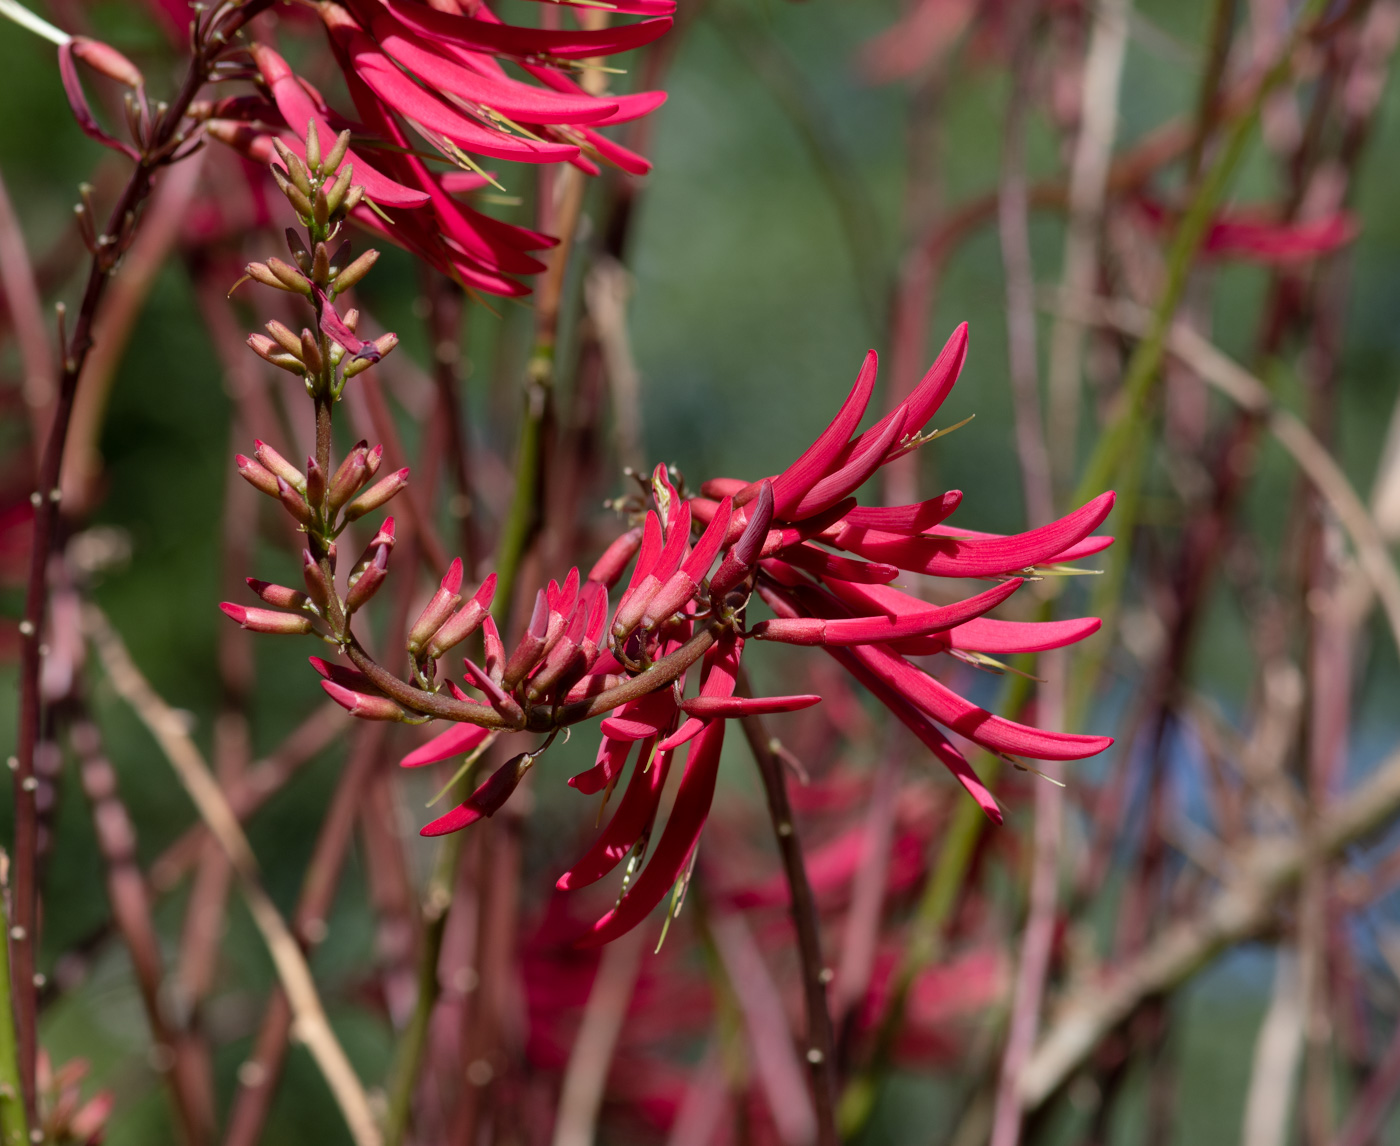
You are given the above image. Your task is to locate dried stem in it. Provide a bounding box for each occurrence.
[81,604,381,1146]
[11,0,270,1107]
[735,670,838,1146]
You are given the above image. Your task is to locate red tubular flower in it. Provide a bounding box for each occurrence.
[281,323,1114,945]
[208,0,672,295]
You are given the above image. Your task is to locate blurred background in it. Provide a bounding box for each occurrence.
[6,0,1400,1142]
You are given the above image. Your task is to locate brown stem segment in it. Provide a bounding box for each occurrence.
[735,668,838,1146]
[11,0,270,1113]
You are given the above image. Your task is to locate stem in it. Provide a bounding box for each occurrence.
[0,854,27,1146]
[735,670,838,1146]
[10,0,269,1112]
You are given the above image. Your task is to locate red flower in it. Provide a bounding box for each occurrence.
[229,324,1115,944]
[206,0,672,294]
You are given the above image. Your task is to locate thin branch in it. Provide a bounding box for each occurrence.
[1045,0,1132,493]
[551,928,645,1146]
[1019,732,1400,1109]
[735,672,838,1146]
[81,604,382,1146]
[0,169,54,438]
[1054,291,1400,656]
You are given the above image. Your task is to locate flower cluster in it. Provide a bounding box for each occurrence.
[201,0,672,294]
[222,285,1115,942]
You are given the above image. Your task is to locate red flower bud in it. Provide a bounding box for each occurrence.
[301,550,332,613]
[321,680,406,721]
[254,441,305,492]
[235,454,279,498]
[588,526,644,588]
[71,37,144,88]
[276,476,313,527]
[246,578,309,611]
[343,468,409,522]
[327,442,370,514]
[407,557,464,656]
[345,545,389,615]
[219,603,314,635]
[304,456,325,511]
[424,573,497,659]
[420,752,535,836]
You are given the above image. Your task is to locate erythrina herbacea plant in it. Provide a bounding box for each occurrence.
[221,124,1115,948]
[195,0,671,295]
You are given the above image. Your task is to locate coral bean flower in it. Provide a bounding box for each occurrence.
[206,0,672,294]
[377,326,1112,942]
[229,325,1114,943]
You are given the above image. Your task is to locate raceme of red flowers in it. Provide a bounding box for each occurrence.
[222,322,1116,946]
[199,0,672,295]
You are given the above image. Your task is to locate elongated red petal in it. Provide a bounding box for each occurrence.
[771,351,879,519]
[772,544,899,585]
[852,643,1112,761]
[380,0,673,60]
[757,579,1022,646]
[834,323,967,470]
[558,739,671,889]
[599,689,679,742]
[787,409,906,521]
[680,695,821,717]
[837,492,1116,578]
[576,718,725,946]
[421,752,531,835]
[249,43,429,208]
[569,735,632,795]
[836,491,963,534]
[400,722,492,768]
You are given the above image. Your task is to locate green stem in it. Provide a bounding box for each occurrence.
[0,857,29,1146]
[382,794,469,1145]
[837,679,1022,1137]
[1070,0,1323,511]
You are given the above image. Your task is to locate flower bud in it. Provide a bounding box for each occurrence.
[407,558,464,656]
[305,456,325,510]
[308,656,380,692]
[219,603,314,635]
[482,615,506,684]
[327,442,370,515]
[325,163,355,218]
[247,333,304,375]
[246,578,309,610]
[324,129,351,176]
[300,329,324,376]
[235,454,280,497]
[71,37,143,88]
[302,549,332,613]
[272,138,313,195]
[503,590,551,689]
[321,680,405,721]
[312,241,331,286]
[710,480,775,599]
[304,120,322,172]
[424,573,497,659]
[343,467,408,522]
[364,443,384,480]
[267,257,313,295]
[285,227,312,274]
[332,249,378,293]
[265,320,303,358]
[254,441,305,492]
[270,164,314,219]
[313,185,331,231]
[277,476,313,528]
[342,309,360,333]
[245,261,305,294]
[340,184,365,218]
[348,517,397,581]
[345,545,389,614]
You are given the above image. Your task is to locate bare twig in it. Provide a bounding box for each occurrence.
[735,675,838,1146]
[1045,0,1132,493]
[551,929,645,1146]
[82,604,382,1146]
[71,710,215,1144]
[1054,292,1400,655]
[1019,734,1400,1109]
[0,170,54,438]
